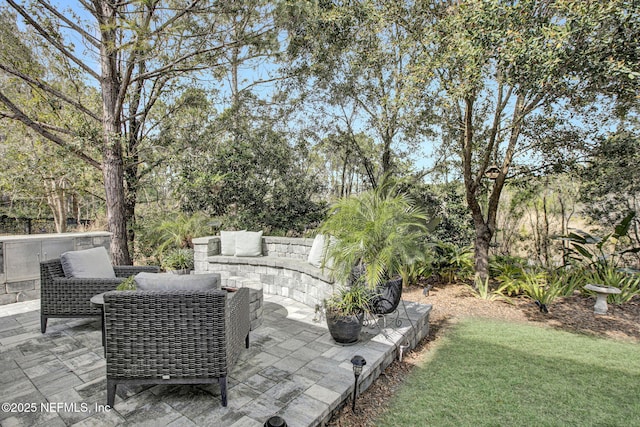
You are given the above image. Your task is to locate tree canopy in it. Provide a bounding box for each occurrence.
[0,0,637,273]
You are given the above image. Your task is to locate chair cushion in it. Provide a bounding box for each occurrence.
[234,230,263,257]
[134,272,221,291]
[60,246,116,279]
[220,230,243,256]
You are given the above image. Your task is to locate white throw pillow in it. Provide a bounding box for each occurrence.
[235,230,263,257]
[307,234,326,268]
[60,246,116,278]
[220,230,242,256]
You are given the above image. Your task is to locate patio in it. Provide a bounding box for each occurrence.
[0,295,431,427]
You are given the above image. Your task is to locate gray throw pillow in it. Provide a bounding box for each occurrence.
[60,246,116,279]
[134,272,221,291]
[235,230,263,257]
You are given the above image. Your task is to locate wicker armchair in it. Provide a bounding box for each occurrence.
[39,258,159,333]
[103,288,251,407]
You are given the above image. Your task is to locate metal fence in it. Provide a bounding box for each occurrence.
[0,215,93,235]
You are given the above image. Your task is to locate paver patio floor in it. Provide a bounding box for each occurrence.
[0,295,431,427]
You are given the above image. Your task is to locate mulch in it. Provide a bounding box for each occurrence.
[327,283,640,426]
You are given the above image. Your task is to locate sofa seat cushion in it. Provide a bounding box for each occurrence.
[61,246,116,279]
[135,272,221,291]
[207,255,334,283]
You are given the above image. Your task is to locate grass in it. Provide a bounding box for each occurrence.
[377,319,640,426]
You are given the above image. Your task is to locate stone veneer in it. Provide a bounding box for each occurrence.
[193,235,338,309]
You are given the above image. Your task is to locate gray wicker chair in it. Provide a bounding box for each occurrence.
[39,258,159,333]
[103,288,251,407]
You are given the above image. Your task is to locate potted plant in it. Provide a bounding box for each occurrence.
[161,248,194,274]
[324,284,371,345]
[319,178,429,342]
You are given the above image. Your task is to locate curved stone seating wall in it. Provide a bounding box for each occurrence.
[193,236,336,309]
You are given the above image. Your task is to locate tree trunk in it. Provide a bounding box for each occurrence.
[45,177,67,233]
[97,0,131,265]
[474,222,491,282]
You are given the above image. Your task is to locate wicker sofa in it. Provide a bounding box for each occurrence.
[39,258,159,333]
[103,288,250,407]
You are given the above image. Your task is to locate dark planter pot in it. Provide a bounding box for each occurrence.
[369,277,403,315]
[326,310,364,344]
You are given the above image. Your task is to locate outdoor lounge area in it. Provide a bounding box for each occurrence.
[0,291,432,426]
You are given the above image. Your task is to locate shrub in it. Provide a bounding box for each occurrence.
[431,242,474,284]
[469,276,512,302]
[161,248,195,271]
[518,268,563,313]
[582,265,640,304]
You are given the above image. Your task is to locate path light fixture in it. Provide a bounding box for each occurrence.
[351,355,367,412]
[485,165,500,180]
[264,415,287,427]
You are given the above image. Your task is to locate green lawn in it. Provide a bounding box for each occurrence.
[377,319,640,426]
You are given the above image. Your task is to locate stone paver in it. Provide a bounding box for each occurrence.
[0,296,431,426]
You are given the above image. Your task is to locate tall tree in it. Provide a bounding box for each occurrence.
[282,0,433,187]
[412,0,637,279]
[0,1,269,263]
[0,7,103,232]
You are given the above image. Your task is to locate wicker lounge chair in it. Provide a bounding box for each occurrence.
[103,287,251,407]
[39,258,159,333]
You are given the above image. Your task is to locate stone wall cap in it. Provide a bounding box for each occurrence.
[0,231,111,242]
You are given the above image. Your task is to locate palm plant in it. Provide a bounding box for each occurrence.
[150,211,210,257]
[319,179,430,343]
[319,178,429,289]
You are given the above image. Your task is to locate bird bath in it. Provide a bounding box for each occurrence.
[584,284,621,315]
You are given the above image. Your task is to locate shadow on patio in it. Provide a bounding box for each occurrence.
[0,295,431,427]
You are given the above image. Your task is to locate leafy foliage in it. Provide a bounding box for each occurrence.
[161,248,195,272]
[468,276,512,302]
[580,130,640,239]
[320,177,429,288]
[173,122,325,235]
[116,276,136,291]
[517,268,563,313]
[430,242,474,284]
[135,211,211,263]
[582,266,640,305]
[325,284,371,317]
[561,211,640,272]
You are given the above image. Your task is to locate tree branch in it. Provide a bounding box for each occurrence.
[0,111,75,135]
[0,90,102,170]
[36,0,100,48]
[0,64,101,122]
[6,0,101,81]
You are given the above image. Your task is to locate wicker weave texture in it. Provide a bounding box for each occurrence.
[40,259,159,316]
[104,288,250,381]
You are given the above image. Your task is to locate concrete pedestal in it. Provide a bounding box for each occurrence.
[584,284,621,314]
